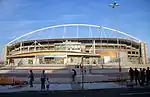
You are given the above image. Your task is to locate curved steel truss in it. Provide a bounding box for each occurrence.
[7,24,141,45]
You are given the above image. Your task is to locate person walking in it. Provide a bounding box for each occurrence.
[80,65,83,75]
[72,69,77,82]
[28,70,34,87]
[89,67,92,74]
[146,67,150,86]
[41,70,46,90]
[139,68,142,83]
[84,68,86,74]
[134,68,140,85]
[141,68,146,86]
[129,67,134,83]
[46,78,50,91]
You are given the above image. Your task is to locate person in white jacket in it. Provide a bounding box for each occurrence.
[46,78,50,90]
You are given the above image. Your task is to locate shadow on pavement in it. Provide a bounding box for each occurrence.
[0,87,150,97]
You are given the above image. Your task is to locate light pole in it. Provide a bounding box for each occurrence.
[81,56,84,90]
[109,1,121,72]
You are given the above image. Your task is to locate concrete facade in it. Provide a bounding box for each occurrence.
[141,42,149,64]
[2,38,149,65]
[1,46,7,64]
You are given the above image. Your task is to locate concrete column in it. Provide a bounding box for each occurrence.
[33,55,37,64]
[20,42,22,53]
[140,42,148,64]
[28,47,30,52]
[144,43,148,63]
[2,45,8,65]
[93,40,95,54]
[34,41,37,52]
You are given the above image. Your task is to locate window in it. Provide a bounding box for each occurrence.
[128,51,131,54]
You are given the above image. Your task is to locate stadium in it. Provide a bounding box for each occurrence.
[1,24,149,67]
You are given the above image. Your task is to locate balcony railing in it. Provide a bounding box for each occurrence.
[9,49,83,55]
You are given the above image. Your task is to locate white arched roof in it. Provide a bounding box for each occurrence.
[7,24,141,45]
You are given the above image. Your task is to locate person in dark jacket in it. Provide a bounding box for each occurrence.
[72,69,77,82]
[141,68,146,86]
[146,67,150,86]
[41,70,46,90]
[139,68,142,83]
[89,67,92,74]
[129,67,134,83]
[28,70,34,87]
[134,68,140,85]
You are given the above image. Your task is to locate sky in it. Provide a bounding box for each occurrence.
[0,0,150,57]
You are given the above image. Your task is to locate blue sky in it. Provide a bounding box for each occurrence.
[0,0,150,57]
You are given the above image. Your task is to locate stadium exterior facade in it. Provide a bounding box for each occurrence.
[1,24,149,66]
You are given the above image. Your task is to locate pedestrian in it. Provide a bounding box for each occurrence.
[102,64,104,69]
[28,70,34,87]
[141,68,146,86]
[72,69,77,82]
[84,68,86,74]
[129,67,134,83]
[139,68,142,82]
[80,65,83,74]
[89,68,92,74]
[41,70,46,90]
[146,67,150,86]
[134,68,140,85]
[119,66,122,72]
[46,78,50,90]
[139,68,142,85]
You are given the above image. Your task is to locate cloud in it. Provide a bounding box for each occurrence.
[0,0,21,19]
[0,0,17,11]
[0,19,56,23]
[7,35,16,39]
[15,3,31,8]
[57,14,86,21]
[0,19,57,44]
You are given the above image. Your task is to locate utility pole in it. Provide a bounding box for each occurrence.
[109,1,121,72]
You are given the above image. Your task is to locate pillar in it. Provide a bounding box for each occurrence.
[20,42,22,53]
[34,41,37,52]
[141,42,148,64]
[2,45,8,65]
[93,40,95,54]
[28,47,30,52]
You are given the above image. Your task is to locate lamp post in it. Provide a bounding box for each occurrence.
[109,1,121,72]
[81,56,84,90]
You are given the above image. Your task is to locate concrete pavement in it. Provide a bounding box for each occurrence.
[0,68,129,83]
[0,86,150,97]
[0,82,126,93]
[16,74,119,83]
[0,74,128,84]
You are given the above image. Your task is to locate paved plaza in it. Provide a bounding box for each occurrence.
[0,82,126,93]
[0,66,150,96]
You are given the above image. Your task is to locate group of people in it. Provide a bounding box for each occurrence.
[75,65,92,74]
[28,70,50,90]
[129,67,150,86]
[71,65,92,82]
[28,69,78,90]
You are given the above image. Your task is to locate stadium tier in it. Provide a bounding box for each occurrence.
[2,38,148,66]
[1,24,148,66]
